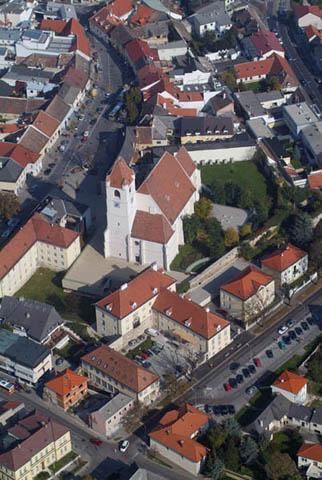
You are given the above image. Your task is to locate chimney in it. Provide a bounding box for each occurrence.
[151,262,158,271]
[205,307,210,312]
[120,283,128,291]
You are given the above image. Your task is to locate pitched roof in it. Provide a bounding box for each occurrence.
[82,345,159,393]
[125,38,158,65]
[305,24,322,41]
[250,30,284,56]
[130,4,155,24]
[32,111,60,138]
[150,403,208,463]
[19,126,49,154]
[308,170,322,190]
[96,266,175,318]
[153,288,229,339]
[41,18,90,58]
[175,146,197,176]
[40,19,66,33]
[131,210,174,244]
[138,151,196,224]
[261,244,307,272]
[0,97,47,116]
[0,213,79,280]
[46,94,70,122]
[297,443,322,462]
[273,370,308,394]
[0,142,38,168]
[45,369,87,397]
[294,4,322,20]
[107,156,134,188]
[221,265,273,300]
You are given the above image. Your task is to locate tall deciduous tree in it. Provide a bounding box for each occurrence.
[194,197,212,220]
[286,212,313,248]
[224,227,239,247]
[0,192,19,220]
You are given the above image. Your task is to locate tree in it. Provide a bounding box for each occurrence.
[222,436,240,471]
[204,455,225,480]
[265,452,299,480]
[194,197,212,220]
[207,425,227,451]
[224,227,239,247]
[269,75,282,91]
[223,417,241,437]
[224,182,242,207]
[240,223,252,238]
[204,218,225,259]
[286,212,313,248]
[253,199,269,228]
[183,215,201,244]
[315,219,322,239]
[240,436,259,464]
[220,68,237,91]
[0,192,19,220]
[309,238,322,272]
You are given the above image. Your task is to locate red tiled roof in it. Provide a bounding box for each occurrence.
[96,266,175,318]
[150,403,208,463]
[137,64,163,89]
[106,157,134,188]
[82,345,159,393]
[175,146,196,177]
[308,170,322,190]
[261,244,307,272]
[304,24,322,41]
[297,443,322,462]
[40,19,66,33]
[131,210,174,244]
[250,30,284,56]
[41,19,90,58]
[294,4,322,20]
[273,370,307,394]
[45,369,87,397]
[153,288,229,339]
[131,4,155,25]
[0,142,38,169]
[138,151,196,224]
[89,5,123,33]
[104,0,133,19]
[157,93,198,116]
[221,265,273,300]
[19,126,49,154]
[0,124,21,135]
[125,38,158,64]
[33,111,60,138]
[0,213,79,280]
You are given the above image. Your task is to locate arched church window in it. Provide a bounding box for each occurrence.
[114,190,121,198]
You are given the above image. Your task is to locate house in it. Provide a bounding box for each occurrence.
[220,265,275,326]
[149,403,209,475]
[81,345,160,405]
[44,369,88,411]
[40,196,92,234]
[297,443,322,479]
[103,147,201,270]
[202,91,234,117]
[251,394,291,439]
[272,370,308,404]
[261,244,308,288]
[294,4,322,29]
[189,2,232,37]
[0,329,52,385]
[301,121,322,166]
[283,102,319,137]
[0,411,72,480]
[0,142,40,194]
[0,0,33,27]
[0,401,24,426]
[0,213,81,298]
[0,296,64,344]
[175,116,234,144]
[308,170,322,190]
[242,30,284,60]
[88,392,135,436]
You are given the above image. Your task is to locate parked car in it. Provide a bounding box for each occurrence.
[266,349,273,359]
[278,340,286,350]
[55,357,64,366]
[229,378,238,389]
[224,382,232,392]
[295,326,303,336]
[248,364,256,374]
[254,357,262,367]
[286,319,294,328]
[278,325,288,335]
[90,438,103,446]
[246,386,257,396]
[307,316,314,325]
[242,368,250,378]
[230,362,240,372]
[236,374,244,384]
[220,405,229,415]
[119,440,129,453]
[301,321,309,331]
[289,330,296,340]
[140,352,149,360]
[213,406,222,415]
[143,361,151,369]
[227,405,235,415]
[283,335,291,345]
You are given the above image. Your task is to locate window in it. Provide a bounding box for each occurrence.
[114,190,121,198]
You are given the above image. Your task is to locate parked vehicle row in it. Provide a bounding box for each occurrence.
[224,359,260,391]
[205,404,235,416]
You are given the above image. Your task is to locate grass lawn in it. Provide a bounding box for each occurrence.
[170,244,203,272]
[17,268,96,326]
[201,161,268,202]
[49,451,78,474]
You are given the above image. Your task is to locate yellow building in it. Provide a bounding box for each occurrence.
[0,412,72,480]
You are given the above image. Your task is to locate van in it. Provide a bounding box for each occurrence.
[145,328,158,337]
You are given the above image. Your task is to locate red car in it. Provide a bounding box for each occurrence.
[140,352,149,360]
[90,438,103,446]
[254,357,262,368]
[224,382,232,392]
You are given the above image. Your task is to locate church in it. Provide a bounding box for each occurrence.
[104,147,201,270]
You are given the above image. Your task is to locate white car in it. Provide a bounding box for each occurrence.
[278,325,288,335]
[119,440,129,453]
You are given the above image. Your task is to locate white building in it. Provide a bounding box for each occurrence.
[297,443,322,479]
[261,243,308,288]
[272,370,308,404]
[104,147,201,270]
[283,102,319,137]
[294,4,322,29]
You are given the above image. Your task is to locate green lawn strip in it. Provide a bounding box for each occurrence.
[34,473,50,480]
[49,451,78,474]
[170,244,203,272]
[127,337,154,359]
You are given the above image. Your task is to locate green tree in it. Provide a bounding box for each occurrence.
[220,68,237,91]
[207,425,227,450]
[286,212,313,248]
[223,417,241,437]
[224,182,242,207]
[204,218,225,258]
[194,197,212,220]
[253,199,269,228]
[309,238,322,271]
[240,436,259,464]
[240,223,252,238]
[265,452,299,480]
[269,75,282,91]
[0,192,19,220]
[183,215,201,244]
[204,455,225,480]
[224,227,239,247]
[222,436,240,471]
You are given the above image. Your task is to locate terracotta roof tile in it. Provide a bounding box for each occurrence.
[46,94,70,122]
[297,443,322,462]
[175,146,196,177]
[308,170,322,190]
[106,157,134,188]
[96,266,175,318]
[305,24,322,41]
[41,19,90,58]
[250,30,284,56]
[0,97,47,116]
[150,403,208,463]
[131,4,155,24]
[294,4,322,20]
[153,289,229,339]
[273,370,307,394]
[0,213,79,280]
[45,369,87,397]
[19,126,49,154]
[138,151,196,224]
[131,211,174,243]
[33,111,60,138]
[221,265,273,300]
[125,38,158,64]
[0,143,38,168]
[40,19,66,33]
[261,244,307,272]
[82,345,159,393]
[136,126,152,145]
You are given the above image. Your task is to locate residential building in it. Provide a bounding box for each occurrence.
[0,401,24,427]
[149,403,209,475]
[0,296,63,344]
[242,30,284,60]
[297,443,322,479]
[0,411,72,480]
[88,392,135,436]
[44,369,88,411]
[283,102,319,137]
[175,116,234,144]
[189,2,232,37]
[0,0,33,27]
[0,213,81,298]
[81,345,160,405]
[301,121,322,165]
[202,91,234,117]
[103,147,201,270]
[0,142,40,195]
[294,4,322,29]
[308,170,322,190]
[234,90,285,122]
[220,265,275,325]
[272,370,308,404]
[40,196,92,234]
[261,244,308,288]
[0,329,52,385]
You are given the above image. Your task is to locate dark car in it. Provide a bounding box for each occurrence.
[248,364,256,374]
[55,357,64,366]
[289,330,296,340]
[301,321,309,331]
[213,405,222,415]
[229,378,238,389]
[44,168,51,176]
[295,326,303,336]
[227,405,235,415]
[242,368,250,378]
[307,316,314,325]
[205,404,211,413]
[230,362,240,372]
[286,319,294,328]
[236,374,244,384]
[221,405,229,415]
[266,349,273,358]
[283,335,291,345]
